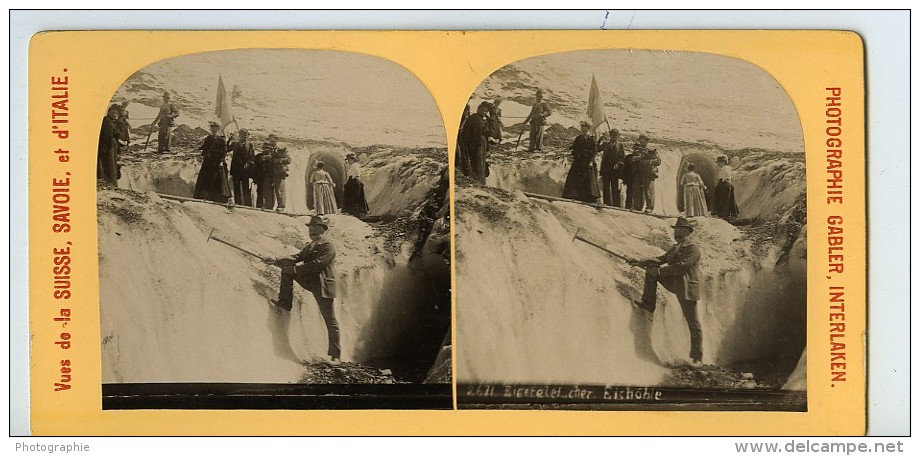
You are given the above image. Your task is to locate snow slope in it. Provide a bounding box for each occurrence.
[98,188,450,383]
[113,49,444,149]
[472,50,803,153]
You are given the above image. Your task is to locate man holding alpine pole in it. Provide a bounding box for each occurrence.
[266,216,341,365]
[631,217,704,367]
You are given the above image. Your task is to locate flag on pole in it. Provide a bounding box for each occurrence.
[215,75,234,131]
[587,74,606,132]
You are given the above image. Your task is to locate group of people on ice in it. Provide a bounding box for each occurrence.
[456,89,552,184]
[563,124,663,214]
[98,91,369,218]
[454,87,738,221]
[456,98,503,183]
[562,122,739,220]
[193,122,368,217]
[97,103,132,184]
[191,121,293,212]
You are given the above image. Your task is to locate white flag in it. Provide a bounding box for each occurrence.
[215,75,234,130]
[587,74,606,132]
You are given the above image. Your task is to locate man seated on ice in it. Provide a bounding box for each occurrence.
[266,216,341,365]
[632,217,704,368]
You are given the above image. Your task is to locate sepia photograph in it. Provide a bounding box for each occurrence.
[455,49,807,410]
[96,49,452,409]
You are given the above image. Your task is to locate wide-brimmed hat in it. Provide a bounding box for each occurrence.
[579,120,590,128]
[307,216,329,230]
[672,217,694,231]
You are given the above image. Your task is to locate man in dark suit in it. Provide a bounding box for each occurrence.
[229,128,255,207]
[267,216,341,365]
[523,89,551,152]
[598,128,626,207]
[271,143,291,212]
[150,91,179,154]
[632,217,704,367]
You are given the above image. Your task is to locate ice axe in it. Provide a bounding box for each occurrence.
[206,228,268,261]
[571,228,646,266]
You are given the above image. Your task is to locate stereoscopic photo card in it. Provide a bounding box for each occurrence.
[27,30,865,435]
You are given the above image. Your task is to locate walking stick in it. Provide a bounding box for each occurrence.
[514,126,526,151]
[142,124,156,153]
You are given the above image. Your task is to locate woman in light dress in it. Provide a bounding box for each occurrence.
[681,162,709,217]
[311,161,338,215]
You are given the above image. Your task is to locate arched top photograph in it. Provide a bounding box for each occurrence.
[454,48,808,411]
[96,48,451,410]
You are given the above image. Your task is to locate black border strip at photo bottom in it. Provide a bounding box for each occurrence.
[457,383,806,411]
[103,383,452,410]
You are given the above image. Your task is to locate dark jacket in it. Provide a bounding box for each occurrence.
[636,147,661,181]
[97,115,124,183]
[98,116,118,153]
[293,237,337,298]
[193,134,231,201]
[599,140,625,178]
[656,237,701,301]
[271,147,292,179]
[154,103,180,127]
[525,101,551,126]
[199,134,227,163]
[561,133,600,202]
[622,153,638,185]
[229,139,255,178]
[460,112,488,183]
